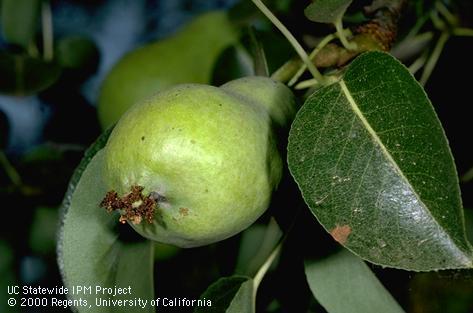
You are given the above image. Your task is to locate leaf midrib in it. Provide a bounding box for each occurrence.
[339,79,472,267]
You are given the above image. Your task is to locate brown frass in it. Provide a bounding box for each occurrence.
[100,186,156,225]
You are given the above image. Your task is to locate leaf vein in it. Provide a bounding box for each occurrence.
[339,79,471,264]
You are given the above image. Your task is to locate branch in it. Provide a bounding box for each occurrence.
[321,0,406,66]
[273,0,407,82]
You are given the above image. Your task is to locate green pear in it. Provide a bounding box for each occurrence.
[98,11,239,129]
[100,77,295,248]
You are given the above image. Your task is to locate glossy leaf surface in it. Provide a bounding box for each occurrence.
[288,51,473,270]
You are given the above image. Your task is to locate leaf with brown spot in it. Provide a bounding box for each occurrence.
[330,225,352,244]
[288,51,473,271]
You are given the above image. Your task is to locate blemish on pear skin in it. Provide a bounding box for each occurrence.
[179,207,189,217]
[100,185,156,225]
[330,225,351,244]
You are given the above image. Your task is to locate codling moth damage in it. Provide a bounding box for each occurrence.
[100,185,156,225]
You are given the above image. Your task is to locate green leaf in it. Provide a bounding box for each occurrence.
[304,0,353,24]
[305,249,405,313]
[288,51,473,271]
[226,279,254,313]
[0,51,61,96]
[58,148,154,313]
[247,26,269,77]
[235,219,282,277]
[58,127,112,220]
[254,29,294,75]
[1,0,41,47]
[194,276,254,313]
[211,28,293,85]
[57,129,111,285]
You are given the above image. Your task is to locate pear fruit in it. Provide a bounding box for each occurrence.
[100,77,295,248]
[98,11,238,129]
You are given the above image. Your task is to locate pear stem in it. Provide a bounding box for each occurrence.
[288,29,351,86]
[419,31,449,86]
[453,28,473,37]
[252,240,282,311]
[334,18,357,51]
[408,51,428,75]
[250,0,326,85]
